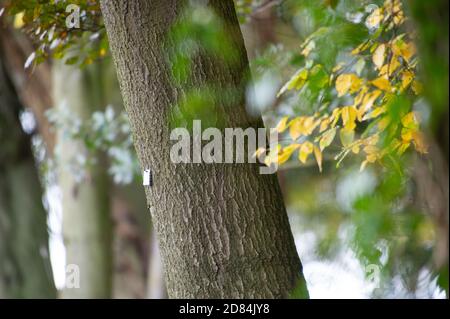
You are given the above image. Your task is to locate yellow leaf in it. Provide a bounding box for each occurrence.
[314,146,323,172]
[392,39,416,63]
[277,69,309,97]
[353,86,369,109]
[14,12,25,29]
[367,153,378,163]
[336,74,351,97]
[299,141,314,164]
[319,128,337,151]
[352,41,371,55]
[289,116,319,140]
[330,108,341,127]
[360,160,369,172]
[352,144,360,154]
[371,77,392,92]
[319,117,330,133]
[401,42,416,62]
[364,144,379,155]
[385,0,404,25]
[365,134,380,146]
[341,106,358,131]
[363,105,387,120]
[393,12,405,26]
[379,56,401,77]
[332,62,345,73]
[289,117,304,140]
[276,116,290,133]
[335,74,362,97]
[340,128,355,147]
[411,80,423,95]
[372,44,386,69]
[400,71,414,91]
[277,144,301,164]
[397,141,411,154]
[358,89,382,119]
[401,128,414,142]
[366,8,384,29]
[303,116,320,136]
[401,111,419,129]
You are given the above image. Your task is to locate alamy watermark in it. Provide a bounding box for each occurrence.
[142,120,279,185]
[65,263,80,289]
[366,264,381,289]
[169,120,279,175]
[65,4,80,29]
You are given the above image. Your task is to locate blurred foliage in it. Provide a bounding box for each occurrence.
[46,106,140,184]
[235,0,269,23]
[1,0,105,67]
[285,160,444,298]
[260,0,446,298]
[259,0,427,174]
[167,1,245,131]
[406,0,449,134]
[0,0,261,68]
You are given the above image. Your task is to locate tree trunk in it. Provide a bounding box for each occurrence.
[407,0,449,295]
[112,183,151,299]
[0,26,54,153]
[53,61,112,298]
[0,47,56,298]
[100,0,307,298]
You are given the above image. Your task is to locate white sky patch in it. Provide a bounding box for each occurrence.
[19,108,36,134]
[294,229,373,299]
[45,184,66,290]
[246,72,280,115]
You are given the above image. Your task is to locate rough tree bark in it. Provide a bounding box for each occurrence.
[100,0,307,298]
[0,46,55,298]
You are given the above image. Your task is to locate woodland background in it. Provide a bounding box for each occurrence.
[0,0,448,298]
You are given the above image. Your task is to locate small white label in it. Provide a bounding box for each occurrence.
[143,169,151,186]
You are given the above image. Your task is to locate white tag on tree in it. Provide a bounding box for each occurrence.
[143,169,152,186]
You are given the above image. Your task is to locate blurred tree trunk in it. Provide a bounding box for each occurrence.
[0,27,54,153]
[241,3,277,59]
[101,0,307,298]
[407,0,449,295]
[0,47,55,298]
[53,61,112,298]
[112,183,152,299]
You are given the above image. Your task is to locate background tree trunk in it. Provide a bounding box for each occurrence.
[53,61,112,298]
[112,183,153,299]
[0,26,54,153]
[100,0,307,298]
[0,46,55,298]
[407,0,449,295]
